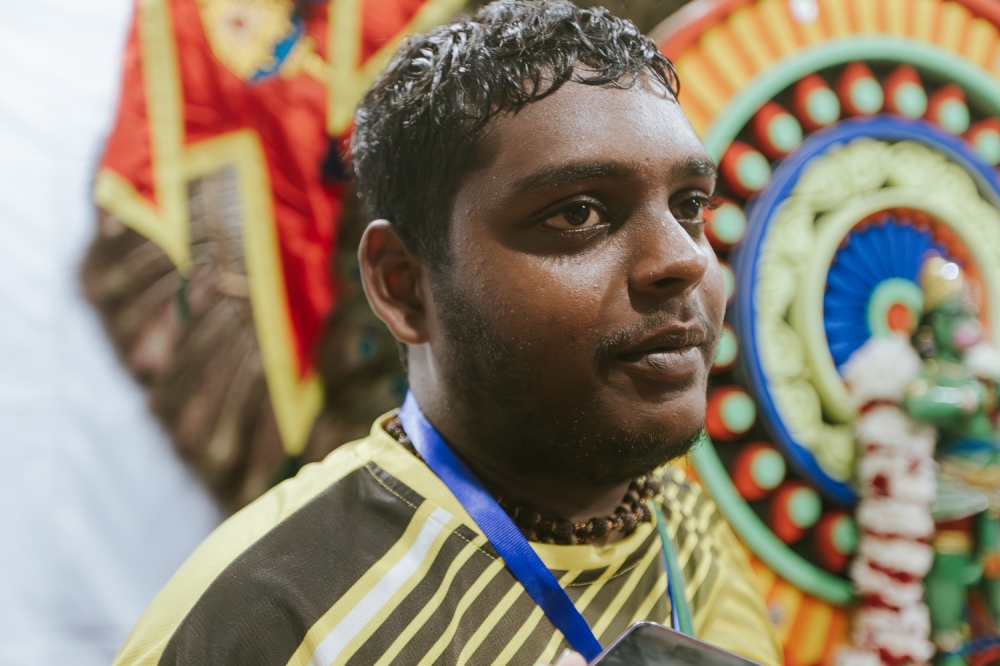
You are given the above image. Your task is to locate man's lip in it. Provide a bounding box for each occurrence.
[615,326,709,360]
[615,346,705,382]
[612,325,710,383]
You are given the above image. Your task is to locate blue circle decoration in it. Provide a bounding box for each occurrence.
[824,219,946,369]
[729,115,1000,505]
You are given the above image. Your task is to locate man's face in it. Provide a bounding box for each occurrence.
[428,76,725,484]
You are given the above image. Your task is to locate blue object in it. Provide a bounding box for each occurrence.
[730,115,1000,506]
[249,15,305,81]
[652,502,687,634]
[398,392,681,659]
[824,220,947,368]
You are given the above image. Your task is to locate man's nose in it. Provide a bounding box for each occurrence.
[626,212,709,299]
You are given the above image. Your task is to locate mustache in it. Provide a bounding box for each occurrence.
[594,305,718,363]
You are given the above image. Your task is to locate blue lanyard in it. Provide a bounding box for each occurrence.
[399,392,682,660]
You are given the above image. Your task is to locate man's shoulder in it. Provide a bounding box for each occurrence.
[658,464,783,666]
[113,424,437,665]
[656,464,730,619]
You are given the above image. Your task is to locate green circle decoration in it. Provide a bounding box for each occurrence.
[690,441,853,604]
[736,150,771,191]
[703,37,1000,163]
[806,87,840,126]
[711,203,747,245]
[714,326,739,368]
[850,78,884,115]
[720,262,735,301]
[721,391,756,433]
[938,98,971,134]
[768,113,803,153]
[893,81,928,119]
[788,487,822,529]
[751,448,786,490]
[831,516,857,555]
[866,277,924,339]
[975,129,1000,165]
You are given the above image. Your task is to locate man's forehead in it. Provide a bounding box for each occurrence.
[475,79,711,188]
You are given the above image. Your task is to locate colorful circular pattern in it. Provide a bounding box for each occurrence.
[824,220,946,368]
[730,116,1000,505]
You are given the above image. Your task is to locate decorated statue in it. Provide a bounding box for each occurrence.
[905,257,1000,662]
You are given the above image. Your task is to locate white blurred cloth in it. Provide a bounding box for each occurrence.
[0,2,221,663]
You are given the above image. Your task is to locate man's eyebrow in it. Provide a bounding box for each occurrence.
[508,160,643,197]
[675,156,718,183]
[507,156,718,198]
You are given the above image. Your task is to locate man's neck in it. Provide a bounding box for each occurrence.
[467,458,635,526]
[406,361,641,540]
[415,405,634,526]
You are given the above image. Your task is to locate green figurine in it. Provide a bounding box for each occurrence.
[904,257,1000,663]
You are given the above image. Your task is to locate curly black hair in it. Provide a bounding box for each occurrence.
[351,0,679,269]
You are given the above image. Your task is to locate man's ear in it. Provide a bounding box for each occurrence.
[358,220,429,345]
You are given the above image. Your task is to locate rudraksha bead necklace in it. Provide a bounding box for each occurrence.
[384,415,658,545]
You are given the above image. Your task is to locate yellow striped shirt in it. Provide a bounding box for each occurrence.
[113,414,782,666]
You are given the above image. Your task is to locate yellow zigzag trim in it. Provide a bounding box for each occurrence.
[327,0,467,136]
[98,0,468,453]
[94,0,320,456]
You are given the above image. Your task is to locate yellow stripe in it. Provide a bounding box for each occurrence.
[674,52,729,116]
[963,18,998,68]
[535,560,629,664]
[289,500,440,666]
[592,541,662,641]
[327,0,363,136]
[852,0,879,34]
[416,558,508,666]
[786,597,834,666]
[112,443,371,665]
[183,131,323,455]
[138,0,189,269]
[676,532,697,572]
[627,571,668,626]
[937,2,971,52]
[759,0,800,57]
[799,6,827,46]
[819,0,851,37]
[883,0,908,36]
[488,572,580,666]
[680,95,712,138]
[327,0,466,135]
[728,7,776,73]
[683,546,712,604]
[373,534,489,666]
[93,171,172,260]
[701,26,753,91]
[328,515,464,666]
[455,579,526,665]
[95,0,190,269]
[911,0,938,42]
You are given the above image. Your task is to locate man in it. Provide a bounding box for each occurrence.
[113,2,782,664]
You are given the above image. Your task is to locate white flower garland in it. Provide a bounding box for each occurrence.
[837,336,936,665]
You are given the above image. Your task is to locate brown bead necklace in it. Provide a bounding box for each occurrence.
[385,415,658,545]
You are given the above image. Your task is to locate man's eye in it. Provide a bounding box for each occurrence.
[543,203,603,230]
[672,195,716,223]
